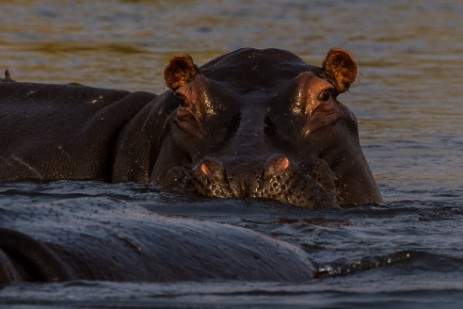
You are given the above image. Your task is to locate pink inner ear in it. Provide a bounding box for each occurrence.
[164,54,198,90]
[322,48,358,93]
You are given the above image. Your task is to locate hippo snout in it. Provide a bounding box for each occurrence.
[163,155,339,209]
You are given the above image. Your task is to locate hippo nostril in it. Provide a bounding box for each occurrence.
[194,158,225,180]
[200,162,211,176]
[275,157,290,173]
[263,154,290,179]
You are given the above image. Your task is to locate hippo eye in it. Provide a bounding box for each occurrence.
[174,92,188,106]
[173,92,193,122]
[318,89,334,102]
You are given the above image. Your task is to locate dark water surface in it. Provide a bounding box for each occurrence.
[0,0,462,308]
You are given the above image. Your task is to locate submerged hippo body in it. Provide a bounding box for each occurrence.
[0,203,315,284]
[0,48,381,207]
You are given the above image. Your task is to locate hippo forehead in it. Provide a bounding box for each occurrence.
[198,48,321,91]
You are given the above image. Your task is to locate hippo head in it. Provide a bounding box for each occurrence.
[148,48,381,208]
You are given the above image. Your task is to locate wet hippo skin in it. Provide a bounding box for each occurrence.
[0,204,315,284]
[0,48,381,208]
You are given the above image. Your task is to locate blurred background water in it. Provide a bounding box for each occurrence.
[0,0,462,308]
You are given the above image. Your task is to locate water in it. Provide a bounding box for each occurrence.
[0,0,462,308]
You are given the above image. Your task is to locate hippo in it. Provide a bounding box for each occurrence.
[0,48,381,208]
[0,203,315,284]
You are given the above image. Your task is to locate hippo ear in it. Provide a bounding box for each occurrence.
[164,54,199,90]
[322,48,358,93]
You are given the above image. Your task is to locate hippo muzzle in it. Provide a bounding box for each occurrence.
[164,155,338,209]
